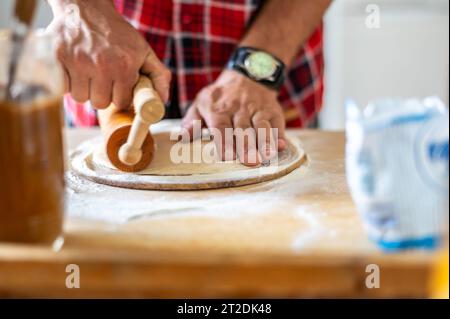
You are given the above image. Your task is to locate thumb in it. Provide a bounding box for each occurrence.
[141,49,172,104]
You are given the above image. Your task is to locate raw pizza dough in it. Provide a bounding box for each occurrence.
[93,131,253,176]
[70,120,307,190]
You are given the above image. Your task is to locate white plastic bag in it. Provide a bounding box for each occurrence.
[346,97,449,251]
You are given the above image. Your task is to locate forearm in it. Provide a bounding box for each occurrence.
[240,0,331,66]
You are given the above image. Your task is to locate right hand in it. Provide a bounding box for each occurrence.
[47,0,171,109]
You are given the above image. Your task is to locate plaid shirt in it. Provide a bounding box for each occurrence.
[65,0,324,128]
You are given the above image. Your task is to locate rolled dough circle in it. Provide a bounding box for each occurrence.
[70,121,307,190]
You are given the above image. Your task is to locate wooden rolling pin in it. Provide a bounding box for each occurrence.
[98,75,165,172]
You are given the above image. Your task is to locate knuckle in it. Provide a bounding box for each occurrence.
[211,118,231,129]
[198,87,210,97]
[125,54,136,69]
[271,103,284,115]
[94,51,113,70]
[210,86,223,102]
[227,99,240,113]
[211,102,228,115]
[118,57,133,72]
[162,67,172,81]
[71,93,88,104]
[251,112,264,124]
[92,99,111,109]
[274,112,285,125]
[246,102,259,115]
[73,50,90,66]
[212,100,239,115]
[114,94,132,109]
[196,87,213,104]
[254,110,272,120]
[234,114,250,127]
[151,68,172,89]
[236,104,249,116]
[120,75,138,88]
[240,93,253,106]
[252,119,270,130]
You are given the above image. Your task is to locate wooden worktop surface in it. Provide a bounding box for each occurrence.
[0,127,436,298]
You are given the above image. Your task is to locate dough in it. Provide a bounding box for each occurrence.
[93,130,252,175]
[70,120,307,190]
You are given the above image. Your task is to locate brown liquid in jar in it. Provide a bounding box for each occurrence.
[0,87,64,244]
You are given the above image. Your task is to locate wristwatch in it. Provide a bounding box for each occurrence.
[227,47,286,90]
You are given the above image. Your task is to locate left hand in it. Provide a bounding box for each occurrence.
[181,70,287,167]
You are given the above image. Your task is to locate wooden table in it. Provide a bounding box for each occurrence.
[0,127,436,298]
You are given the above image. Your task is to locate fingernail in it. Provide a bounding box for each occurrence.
[245,149,260,166]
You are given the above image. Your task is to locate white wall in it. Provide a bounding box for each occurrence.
[321,0,449,130]
[1,0,449,130]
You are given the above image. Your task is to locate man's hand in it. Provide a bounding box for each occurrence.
[181,0,331,167]
[182,70,287,167]
[47,0,171,109]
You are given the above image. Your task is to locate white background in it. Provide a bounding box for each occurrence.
[1,0,449,130]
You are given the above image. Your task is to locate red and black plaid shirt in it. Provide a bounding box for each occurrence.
[65,0,324,128]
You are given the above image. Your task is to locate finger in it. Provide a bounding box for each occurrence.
[233,113,260,167]
[181,104,204,142]
[69,71,90,103]
[112,79,135,110]
[252,113,277,162]
[90,77,113,109]
[53,38,71,94]
[204,113,235,162]
[141,50,171,104]
[270,115,287,151]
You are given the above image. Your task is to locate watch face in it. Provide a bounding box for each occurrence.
[244,51,277,80]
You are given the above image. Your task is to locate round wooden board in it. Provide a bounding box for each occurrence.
[70,122,307,191]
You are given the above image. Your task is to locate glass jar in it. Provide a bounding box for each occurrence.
[0,29,65,249]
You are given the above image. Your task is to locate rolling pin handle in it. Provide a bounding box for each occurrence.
[117,75,166,167]
[135,96,165,124]
[118,143,143,167]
